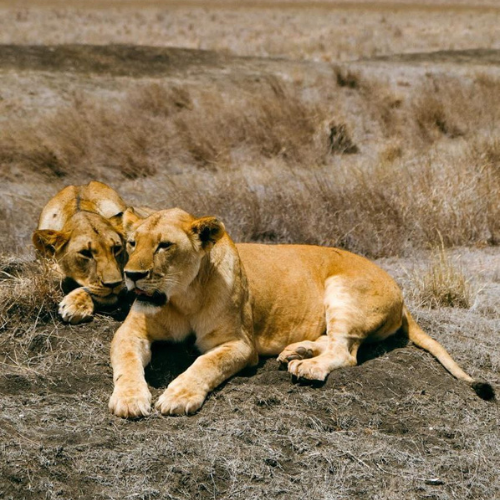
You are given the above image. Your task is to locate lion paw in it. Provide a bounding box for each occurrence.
[288,358,330,381]
[155,382,206,416]
[277,343,315,364]
[109,384,152,419]
[59,288,94,324]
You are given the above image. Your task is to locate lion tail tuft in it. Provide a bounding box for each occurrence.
[471,381,495,401]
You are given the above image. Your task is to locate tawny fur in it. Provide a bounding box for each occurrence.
[33,181,128,324]
[109,208,494,418]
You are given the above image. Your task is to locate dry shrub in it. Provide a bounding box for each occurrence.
[362,73,500,150]
[362,82,405,140]
[409,74,500,145]
[0,78,330,181]
[147,143,499,258]
[333,65,360,89]
[412,87,465,142]
[468,134,500,170]
[409,245,475,309]
[327,123,359,154]
[0,256,62,331]
[379,140,403,163]
[128,83,193,117]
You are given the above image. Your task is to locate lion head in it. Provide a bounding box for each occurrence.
[32,211,126,305]
[122,207,225,312]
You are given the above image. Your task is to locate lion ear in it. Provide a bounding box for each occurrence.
[190,216,225,250]
[122,207,145,235]
[32,229,70,257]
[108,212,124,235]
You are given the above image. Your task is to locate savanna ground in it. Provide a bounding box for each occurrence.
[1,1,499,499]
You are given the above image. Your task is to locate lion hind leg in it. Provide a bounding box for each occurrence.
[286,275,389,382]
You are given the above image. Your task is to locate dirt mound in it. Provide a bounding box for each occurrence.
[1,310,498,499]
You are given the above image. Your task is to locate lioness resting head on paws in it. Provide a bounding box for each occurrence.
[33,181,128,324]
[109,208,494,418]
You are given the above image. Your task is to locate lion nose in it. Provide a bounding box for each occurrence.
[102,280,123,289]
[125,270,149,282]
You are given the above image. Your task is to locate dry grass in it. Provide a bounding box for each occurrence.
[0,78,329,181]
[0,256,62,332]
[409,244,476,309]
[362,73,500,149]
[114,149,497,259]
[1,67,499,259]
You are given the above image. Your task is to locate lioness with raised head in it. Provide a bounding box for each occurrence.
[109,208,494,418]
[33,181,127,324]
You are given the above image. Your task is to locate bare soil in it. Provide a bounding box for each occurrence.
[1,286,499,499]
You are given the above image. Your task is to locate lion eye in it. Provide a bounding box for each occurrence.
[79,249,92,259]
[112,244,123,255]
[127,240,136,248]
[157,241,173,251]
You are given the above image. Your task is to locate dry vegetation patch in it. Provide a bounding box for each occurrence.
[0,77,329,180]
[408,244,476,309]
[1,52,499,258]
[0,257,62,332]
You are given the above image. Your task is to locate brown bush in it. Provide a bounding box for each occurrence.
[333,65,361,89]
[141,145,499,258]
[0,257,62,332]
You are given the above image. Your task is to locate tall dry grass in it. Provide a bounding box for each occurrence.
[0,72,499,258]
[112,142,498,258]
[408,242,476,309]
[361,72,500,149]
[0,78,330,181]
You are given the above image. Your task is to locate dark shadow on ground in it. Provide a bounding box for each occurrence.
[145,331,410,389]
[0,44,226,77]
[357,330,409,364]
[145,337,199,389]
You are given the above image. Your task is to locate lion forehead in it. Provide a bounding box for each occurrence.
[136,215,192,244]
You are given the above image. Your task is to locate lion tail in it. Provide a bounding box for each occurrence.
[401,306,494,400]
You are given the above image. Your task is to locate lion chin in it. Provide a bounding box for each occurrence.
[132,288,168,308]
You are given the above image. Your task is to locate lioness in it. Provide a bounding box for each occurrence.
[109,208,494,418]
[33,181,127,324]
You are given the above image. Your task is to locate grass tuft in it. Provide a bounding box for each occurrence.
[410,244,475,309]
[334,65,360,89]
[0,256,62,331]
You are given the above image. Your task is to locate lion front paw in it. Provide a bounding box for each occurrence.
[109,384,152,419]
[59,288,94,324]
[155,382,207,416]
